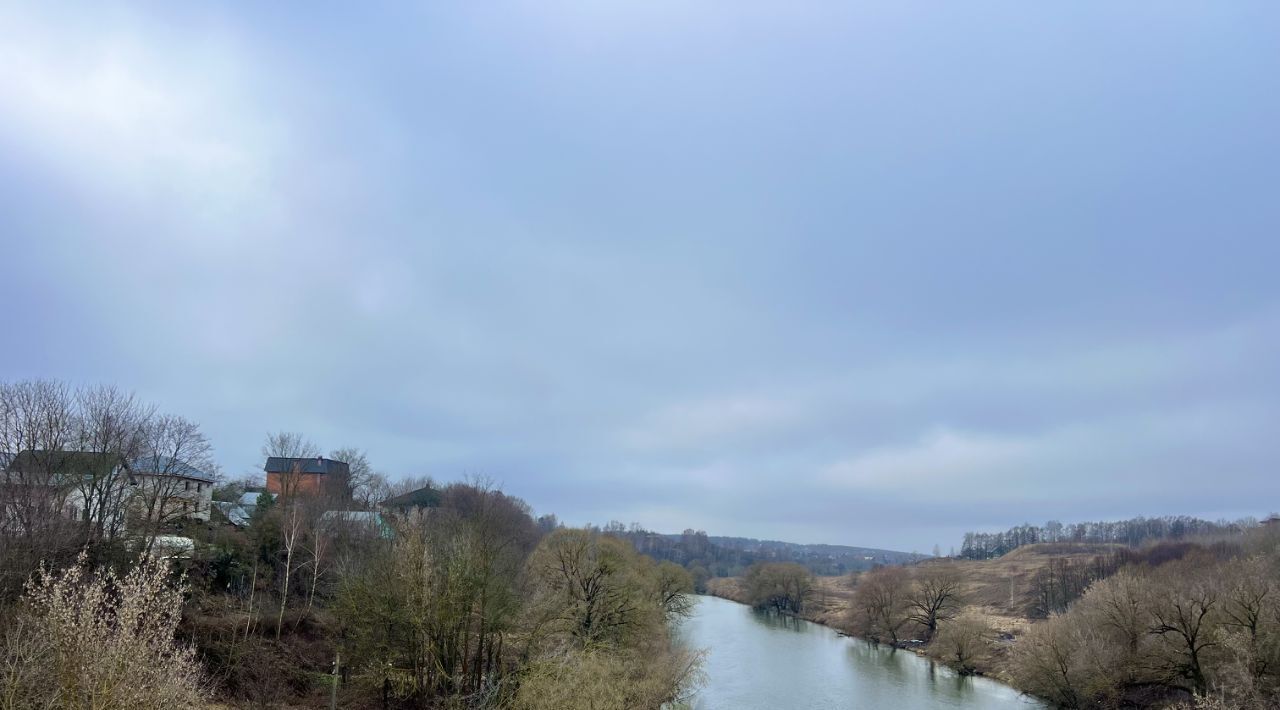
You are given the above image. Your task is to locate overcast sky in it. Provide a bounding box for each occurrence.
[2,2,1278,552]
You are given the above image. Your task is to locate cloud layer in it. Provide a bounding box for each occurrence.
[2,2,1278,551]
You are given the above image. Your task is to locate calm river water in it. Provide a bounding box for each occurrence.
[678,595,1045,710]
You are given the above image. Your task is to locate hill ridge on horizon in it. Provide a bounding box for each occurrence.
[655,532,918,563]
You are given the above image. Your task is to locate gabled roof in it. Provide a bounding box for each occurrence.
[263,456,350,475]
[130,456,215,483]
[5,450,126,476]
[381,485,441,510]
[214,501,252,527]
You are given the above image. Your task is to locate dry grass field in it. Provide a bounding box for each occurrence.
[713,543,1119,625]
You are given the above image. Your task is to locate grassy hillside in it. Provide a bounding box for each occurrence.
[712,542,1118,623]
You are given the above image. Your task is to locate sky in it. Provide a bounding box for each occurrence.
[1,2,1278,552]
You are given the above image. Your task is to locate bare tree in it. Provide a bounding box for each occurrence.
[262,432,319,500]
[359,472,392,509]
[935,612,993,674]
[0,380,80,599]
[905,563,964,641]
[529,529,645,645]
[653,561,696,621]
[388,474,437,499]
[1147,567,1220,695]
[851,566,911,644]
[1010,614,1093,708]
[303,515,330,621]
[328,447,369,504]
[262,432,320,460]
[277,502,303,641]
[1076,569,1150,685]
[743,562,813,614]
[0,382,76,528]
[1220,556,1275,667]
[131,414,217,553]
[71,385,153,542]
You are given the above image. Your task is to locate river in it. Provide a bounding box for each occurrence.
[678,595,1045,709]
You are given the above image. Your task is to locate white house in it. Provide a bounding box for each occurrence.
[129,456,216,523]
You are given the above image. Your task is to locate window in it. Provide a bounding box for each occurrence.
[196,482,202,493]
[184,480,190,491]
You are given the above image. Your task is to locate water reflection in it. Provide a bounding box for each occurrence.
[846,639,909,687]
[680,595,1043,710]
[748,608,807,631]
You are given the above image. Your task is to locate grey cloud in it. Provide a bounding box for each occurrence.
[2,1,1278,553]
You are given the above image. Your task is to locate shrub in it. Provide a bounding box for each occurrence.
[2,552,208,709]
[934,613,993,675]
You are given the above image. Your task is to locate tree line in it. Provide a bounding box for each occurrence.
[1012,528,1280,708]
[846,522,1280,705]
[600,523,908,591]
[959,516,1255,560]
[598,524,751,590]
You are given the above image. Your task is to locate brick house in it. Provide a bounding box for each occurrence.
[264,456,350,498]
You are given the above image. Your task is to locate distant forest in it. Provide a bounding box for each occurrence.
[959,515,1257,560]
[588,521,915,586]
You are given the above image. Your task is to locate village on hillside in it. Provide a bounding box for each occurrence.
[0,446,441,559]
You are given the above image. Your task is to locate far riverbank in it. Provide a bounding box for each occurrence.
[703,574,1029,686]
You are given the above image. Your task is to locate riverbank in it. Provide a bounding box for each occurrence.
[702,548,1099,688]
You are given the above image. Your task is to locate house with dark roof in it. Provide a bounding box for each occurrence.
[129,456,216,522]
[264,456,350,498]
[6,450,126,482]
[380,485,441,515]
[3,450,133,533]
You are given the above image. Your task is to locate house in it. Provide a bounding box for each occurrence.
[264,456,350,498]
[379,485,441,515]
[213,501,248,527]
[1263,514,1280,527]
[3,450,133,533]
[213,491,273,528]
[129,456,216,522]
